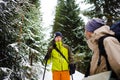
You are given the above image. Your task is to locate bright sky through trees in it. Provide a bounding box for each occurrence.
[41,0,91,27]
[41,0,91,38]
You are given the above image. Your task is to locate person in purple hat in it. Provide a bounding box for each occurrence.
[84,18,120,79]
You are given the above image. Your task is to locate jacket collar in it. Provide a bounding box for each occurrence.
[55,41,63,49]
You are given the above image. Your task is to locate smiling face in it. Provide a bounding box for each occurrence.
[54,36,62,42]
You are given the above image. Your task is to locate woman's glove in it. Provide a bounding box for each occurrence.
[44,54,50,61]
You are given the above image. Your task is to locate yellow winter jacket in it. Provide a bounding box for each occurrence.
[47,41,73,71]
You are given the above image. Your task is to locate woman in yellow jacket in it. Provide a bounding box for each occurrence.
[44,32,74,80]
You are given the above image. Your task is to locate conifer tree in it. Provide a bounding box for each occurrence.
[53,0,85,53]
[0,0,45,79]
[83,0,120,25]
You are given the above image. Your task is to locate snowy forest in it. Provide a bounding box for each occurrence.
[0,0,120,80]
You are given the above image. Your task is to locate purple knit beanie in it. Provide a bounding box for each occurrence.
[85,18,105,32]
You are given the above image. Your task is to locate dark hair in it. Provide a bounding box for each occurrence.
[52,39,56,48]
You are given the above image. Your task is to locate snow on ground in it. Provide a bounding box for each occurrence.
[32,62,84,80]
[40,70,84,80]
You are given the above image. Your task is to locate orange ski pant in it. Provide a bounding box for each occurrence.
[52,70,70,80]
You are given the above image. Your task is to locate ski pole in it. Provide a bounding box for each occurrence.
[71,74,74,80]
[42,59,47,80]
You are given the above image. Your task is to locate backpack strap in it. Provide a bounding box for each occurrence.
[98,35,111,70]
[98,35,118,79]
[54,46,69,63]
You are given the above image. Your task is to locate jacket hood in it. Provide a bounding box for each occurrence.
[92,25,114,40]
[87,25,114,51]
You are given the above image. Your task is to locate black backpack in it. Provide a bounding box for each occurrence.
[110,20,120,42]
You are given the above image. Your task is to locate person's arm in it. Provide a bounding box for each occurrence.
[64,44,74,64]
[68,46,74,64]
[44,46,53,61]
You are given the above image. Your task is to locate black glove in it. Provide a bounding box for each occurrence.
[44,54,50,61]
[44,46,52,61]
